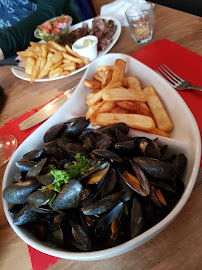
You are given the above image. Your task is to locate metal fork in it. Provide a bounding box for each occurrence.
[155,64,202,92]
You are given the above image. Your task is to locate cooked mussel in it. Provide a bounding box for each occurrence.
[51,179,84,210]
[3,180,41,204]
[133,157,176,181]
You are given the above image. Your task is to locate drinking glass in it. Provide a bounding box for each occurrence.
[125,3,155,44]
[0,134,17,166]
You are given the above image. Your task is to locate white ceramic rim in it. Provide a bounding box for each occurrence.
[11,16,122,82]
[3,53,201,260]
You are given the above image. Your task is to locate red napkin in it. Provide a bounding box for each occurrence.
[1,39,202,270]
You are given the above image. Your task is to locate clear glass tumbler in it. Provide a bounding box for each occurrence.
[125,3,155,44]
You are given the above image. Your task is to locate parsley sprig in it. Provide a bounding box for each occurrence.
[48,153,95,192]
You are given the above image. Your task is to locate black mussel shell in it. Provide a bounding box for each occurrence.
[13,204,38,225]
[44,124,67,143]
[3,180,41,204]
[51,179,84,210]
[65,117,90,138]
[15,160,37,172]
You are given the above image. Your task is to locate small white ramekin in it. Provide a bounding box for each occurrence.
[72,35,98,61]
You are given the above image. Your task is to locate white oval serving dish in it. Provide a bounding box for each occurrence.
[3,53,201,261]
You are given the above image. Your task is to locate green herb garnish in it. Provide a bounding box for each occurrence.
[48,154,95,192]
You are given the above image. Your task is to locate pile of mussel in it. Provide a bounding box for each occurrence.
[3,117,187,252]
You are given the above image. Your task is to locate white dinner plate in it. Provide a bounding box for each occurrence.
[11,16,121,82]
[3,53,201,260]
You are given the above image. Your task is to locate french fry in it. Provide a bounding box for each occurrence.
[97,71,105,79]
[51,51,63,64]
[98,101,115,113]
[25,57,35,76]
[17,40,89,82]
[102,70,113,88]
[84,59,174,136]
[83,79,102,89]
[39,57,47,74]
[48,41,66,52]
[63,59,71,64]
[76,62,85,69]
[49,59,63,71]
[37,53,53,79]
[127,76,142,91]
[62,70,71,76]
[116,101,151,116]
[61,62,76,71]
[62,52,83,64]
[97,66,114,72]
[143,86,173,133]
[49,67,63,78]
[30,57,41,84]
[87,89,104,106]
[41,45,48,58]
[93,73,103,82]
[86,101,105,119]
[149,127,170,138]
[65,44,89,65]
[103,87,147,102]
[96,113,156,131]
[111,59,126,85]
[111,106,130,114]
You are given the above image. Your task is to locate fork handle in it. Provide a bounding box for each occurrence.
[188,85,202,92]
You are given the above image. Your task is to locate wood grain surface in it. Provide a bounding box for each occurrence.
[0,4,202,270]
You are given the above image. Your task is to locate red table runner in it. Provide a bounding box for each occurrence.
[1,39,202,270]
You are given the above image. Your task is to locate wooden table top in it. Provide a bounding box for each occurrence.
[0,4,202,270]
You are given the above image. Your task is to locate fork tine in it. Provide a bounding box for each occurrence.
[155,70,175,87]
[158,67,177,85]
[160,65,179,83]
[163,64,184,82]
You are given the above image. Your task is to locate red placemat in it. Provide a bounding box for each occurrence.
[1,39,202,270]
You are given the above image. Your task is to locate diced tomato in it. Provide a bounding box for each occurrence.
[53,21,60,28]
[52,27,60,34]
[56,16,63,22]
[38,25,44,31]
[43,20,53,31]
[41,27,50,35]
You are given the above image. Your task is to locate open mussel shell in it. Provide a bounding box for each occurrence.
[3,179,41,204]
[149,186,167,209]
[68,218,91,251]
[118,160,150,197]
[51,179,84,210]
[95,202,124,237]
[80,161,110,186]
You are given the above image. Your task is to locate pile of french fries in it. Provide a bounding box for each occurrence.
[84,59,174,138]
[17,41,89,83]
